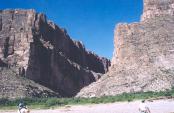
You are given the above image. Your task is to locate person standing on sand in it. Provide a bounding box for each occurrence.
[139,100,151,113]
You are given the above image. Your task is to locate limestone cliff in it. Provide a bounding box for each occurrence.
[77,0,174,97]
[141,0,174,21]
[0,9,110,97]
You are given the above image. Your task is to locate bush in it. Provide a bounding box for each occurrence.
[0,98,9,105]
[46,98,60,107]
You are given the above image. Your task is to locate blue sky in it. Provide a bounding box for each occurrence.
[0,0,143,59]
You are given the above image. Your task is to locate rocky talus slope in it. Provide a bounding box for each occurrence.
[0,9,110,98]
[77,0,174,97]
[0,67,60,98]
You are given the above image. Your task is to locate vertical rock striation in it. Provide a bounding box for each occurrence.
[0,9,110,97]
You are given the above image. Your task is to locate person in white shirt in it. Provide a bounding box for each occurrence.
[139,100,151,113]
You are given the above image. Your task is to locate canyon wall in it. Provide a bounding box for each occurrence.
[0,9,110,97]
[77,0,174,97]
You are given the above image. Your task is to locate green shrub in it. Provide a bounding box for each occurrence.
[0,98,9,105]
[46,98,61,107]
[1,88,174,109]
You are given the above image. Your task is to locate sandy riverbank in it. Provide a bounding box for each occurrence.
[1,99,174,113]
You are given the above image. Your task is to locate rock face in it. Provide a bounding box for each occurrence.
[77,0,174,97]
[141,0,174,21]
[0,9,110,97]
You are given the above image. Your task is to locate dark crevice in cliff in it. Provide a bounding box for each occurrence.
[0,16,2,31]
[3,37,9,58]
[0,59,8,67]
